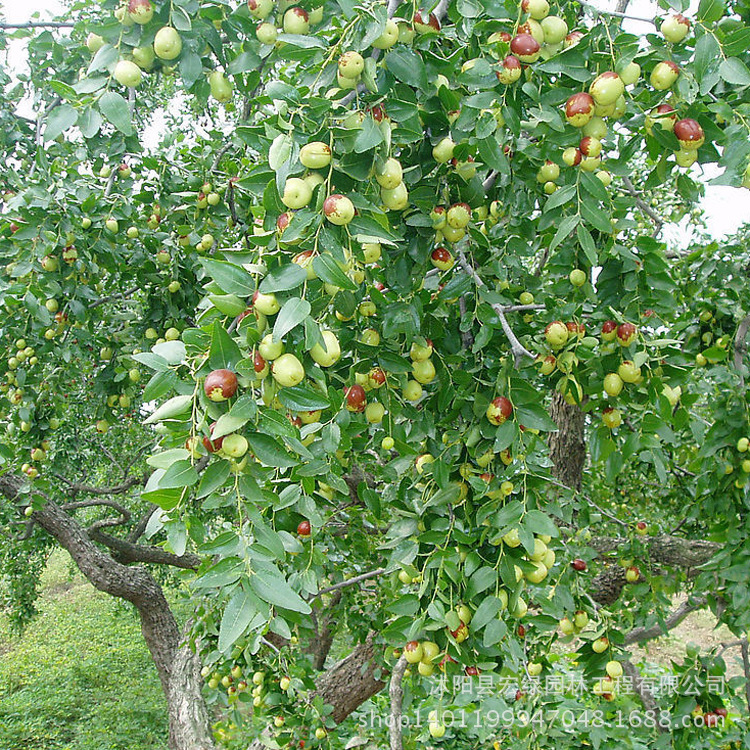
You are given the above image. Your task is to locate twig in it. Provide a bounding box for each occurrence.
[624,596,707,645]
[482,170,498,192]
[103,167,118,199]
[90,285,140,309]
[316,568,386,597]
[741,639,750,715]
[733,313,750,388]
[456,249,535,367]
[533,244,551,277]
[389,655,408,750]
[56,474,142,498]
[578,1,654,23]
[621,176,663,236]
[210,143,234,173]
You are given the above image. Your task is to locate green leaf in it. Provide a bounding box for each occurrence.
[210,294,247,316]
[524,510,559,537]
[259,263,307,293]
[697,0,725,22]
[719,58,750,87]
[273,297,311,341]
[543,184,576,212]
[514,404,558,432]
[277,385,330,411]
[247,434,298,468]
[133,352,170,372]
[268,133,295,171]
[152,340,186,365]
[209,321,242,369]
[493,420,518,452]
[218,587,258,653]
[98,92,133,135]
[193,557,245,589]
[385,48,428,90]
[143,371,178,402]
[576,224,598,266]
[250,564,312,613]
[88,44,118,74]
[549,215,579,253]
[471,595,505,631]
[44,105,78,142]
[160,460,199,489]
[483,618,507,647]
[200,258,255,296]
[147,449,190,469]
[312,254,358,290]
[694,33,721,86]
[274,33,327,48]
[197,461,231,499]
[144,395,192,424]
[179,51,203,87]
[78,108,103,139]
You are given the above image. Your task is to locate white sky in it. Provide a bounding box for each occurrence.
[3,0,750,244]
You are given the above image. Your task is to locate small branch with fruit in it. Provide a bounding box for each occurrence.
[620,176,664,236]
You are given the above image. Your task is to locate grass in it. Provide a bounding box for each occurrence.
[0,550,168,750]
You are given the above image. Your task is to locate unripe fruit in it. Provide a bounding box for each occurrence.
[154,27,182,60]
[300,141,332,169]
[256,22,277,44]
[375,158,403,189]
[282,178,312,209]
[247,0,273,19]
[569,268,586,287]
[403,380,423,401]
[283,7,309,34]
[365,401,385,423]
[323,194,355,225]
[413,11,440,33]
[209,71,233,103]
[223,434,249,458]
[373,19,399,49]
[618,360,641,383]
[114,60,142,88]
[86,33,105,53]
[310,330,341,367]
[661,14,690,43]
[589,72,624,106]
[540,15,568,43]
[650,60,680,90]
[272,354,305,387]
[338,51,365,79]
[380,182,408,210]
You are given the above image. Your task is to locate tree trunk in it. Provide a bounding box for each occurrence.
[0,475,216,750]
[548,392,586,490]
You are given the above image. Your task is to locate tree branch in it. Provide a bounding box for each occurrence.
[90,285,140,309]
[624,596,707,645]
[621,176,664,236]
[0,21,75,29]
[733,313,750,388]
[389,655,408,750]
[622,660,667,732]
[456,249,535,367]
[316,568,386,597]
[88,527,201,570]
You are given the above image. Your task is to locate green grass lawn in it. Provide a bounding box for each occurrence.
[0,550,168,750]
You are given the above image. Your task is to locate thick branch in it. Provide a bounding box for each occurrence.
[624,596,707,645]
[88,528,201,570]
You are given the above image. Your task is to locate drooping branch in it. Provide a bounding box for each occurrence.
[389,655,408,750]
[624,596,707,645]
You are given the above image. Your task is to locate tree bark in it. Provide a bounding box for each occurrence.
[548,392,586,491]
[0,475,216,750]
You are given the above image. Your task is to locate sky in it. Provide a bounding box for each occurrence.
[3,0,750,245]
